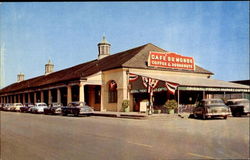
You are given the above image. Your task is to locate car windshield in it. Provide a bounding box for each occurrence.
[38,104,47,106]
[205,100,224,105]
[227,99,249,105]
[68,102,84,107]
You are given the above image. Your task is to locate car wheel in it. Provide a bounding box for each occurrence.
[193,113,198,119]
[202,113,206,120]
[223,116,227,119]
[235,112,241,117]
[74,112,79,117]
[62,112,67,116]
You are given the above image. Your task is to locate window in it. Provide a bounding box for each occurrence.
[108,80,117,103]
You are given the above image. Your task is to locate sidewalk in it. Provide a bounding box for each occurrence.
[92,111,191,120]
[93,111,148,119]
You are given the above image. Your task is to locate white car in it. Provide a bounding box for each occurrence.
[11,103,23,111]
[30,103,48,113]
[3,103,12,111]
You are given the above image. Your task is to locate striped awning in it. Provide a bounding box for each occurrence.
[130,72,250,92]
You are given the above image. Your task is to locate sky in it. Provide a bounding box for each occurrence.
[0,2,249,88]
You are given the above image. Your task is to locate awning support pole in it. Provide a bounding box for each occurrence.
[149,91,153,115]
[177,88,180,115]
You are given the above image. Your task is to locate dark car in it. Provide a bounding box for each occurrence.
[61,102,94,117]
[20,103,34,113]
[193,99,230,120]
[0,103,5,111]
[226,99,249,117]
[44,103,63,115]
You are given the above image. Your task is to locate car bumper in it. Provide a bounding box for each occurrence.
[79,111,93,115]
[206,112,230,117]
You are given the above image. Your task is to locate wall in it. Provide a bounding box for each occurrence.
[101,68,130,112]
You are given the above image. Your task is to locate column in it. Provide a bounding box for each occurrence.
[41,91,44,102]
[34,92,37,103]
[28,93,31,103]
[23,93,26,104]
[57,88,61,103]
[79,82,85,103]
[48,90,52,105]
[100,84,105,111]
[67,85,72,104]
[14,95,17,103]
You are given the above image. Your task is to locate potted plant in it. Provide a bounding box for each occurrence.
[121,100,130,112]
[164,100,178,114]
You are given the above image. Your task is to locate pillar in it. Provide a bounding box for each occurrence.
[41,91,44,102]
[14,95,17,103]
[34,92,37,103]
[100,83,105,111]
[57,88,61,103]
[28,93,31,103]
[203,91,205,99]
[79,82,85,103]
[67,85,72,104]
[48,90,52,105]
[23,93,26,104]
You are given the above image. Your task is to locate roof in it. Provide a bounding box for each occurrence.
[231,80,250,86]
[0,43,213,94]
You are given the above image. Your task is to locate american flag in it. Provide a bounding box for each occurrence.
[129,73,139,82]
[109,81,117,90]
[165,81,178,94]
[142,77,159,93]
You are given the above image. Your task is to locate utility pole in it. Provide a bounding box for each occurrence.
[0,43,5,89]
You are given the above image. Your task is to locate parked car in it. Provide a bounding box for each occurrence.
[9,103,23,112]
[44,103,63,115]
[20,103,34,113]
[61,102,94,117]
[3,103,13,111]
[226,99,250,117]
[30,103,48,113]
[193,99,230,120]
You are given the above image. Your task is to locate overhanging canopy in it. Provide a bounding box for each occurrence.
[130,72,250,92]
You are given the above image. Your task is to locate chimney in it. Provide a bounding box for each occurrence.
[17,72,24,82]
[98,36,111,60]
[45,59,54,75]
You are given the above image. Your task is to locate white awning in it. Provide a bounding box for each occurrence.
[130,72,250,92]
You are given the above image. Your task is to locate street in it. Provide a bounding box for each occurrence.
[0,111,249,160]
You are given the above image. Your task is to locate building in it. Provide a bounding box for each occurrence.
[0,37,249,113]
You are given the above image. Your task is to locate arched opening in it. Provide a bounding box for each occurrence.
[108,80,117,103]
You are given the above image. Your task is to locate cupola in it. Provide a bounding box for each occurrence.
[17,72,24,82]
[45,59,54,75]
[98,36,111,60]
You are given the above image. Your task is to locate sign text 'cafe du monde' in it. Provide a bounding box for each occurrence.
[148,51,195,70]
